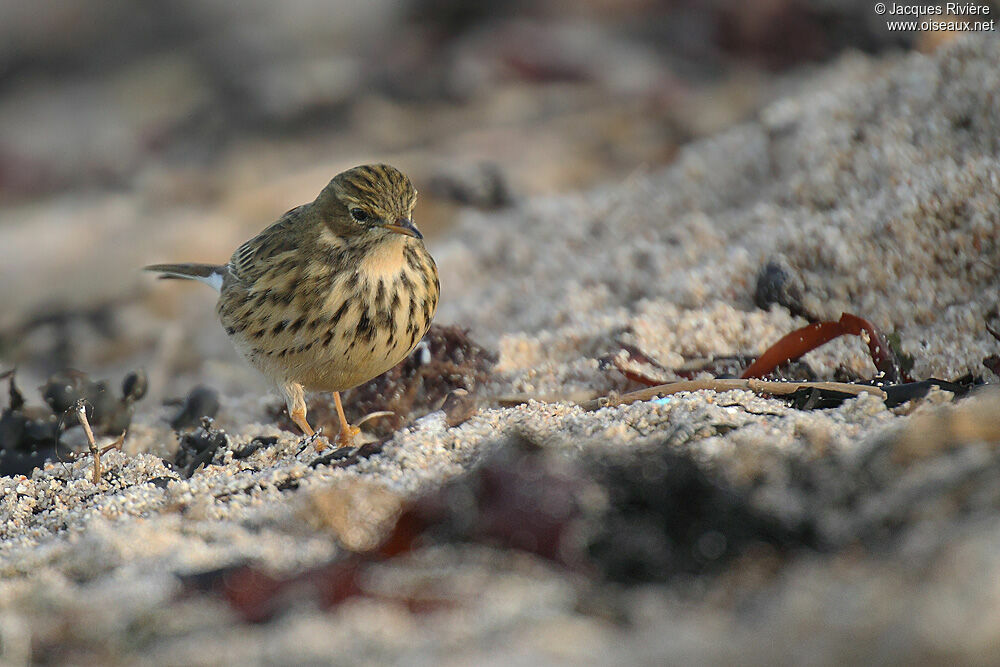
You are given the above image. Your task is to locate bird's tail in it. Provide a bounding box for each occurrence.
[144,263,226,292]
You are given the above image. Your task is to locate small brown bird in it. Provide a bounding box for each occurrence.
[146,164,439,448]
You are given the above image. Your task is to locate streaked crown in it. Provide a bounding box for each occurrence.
[317,164,418,229]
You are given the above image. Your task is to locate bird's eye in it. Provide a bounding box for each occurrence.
[349,208,369,223]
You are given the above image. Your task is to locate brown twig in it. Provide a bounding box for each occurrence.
[75,401,100,483]
[102,430,126,455]
[579,379,886,411]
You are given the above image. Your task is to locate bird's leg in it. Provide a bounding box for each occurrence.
[283,382,326,450]
[291,409,315,437]
[333,391,360,447]
[289,402,315,437]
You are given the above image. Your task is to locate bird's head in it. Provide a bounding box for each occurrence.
[315,163,422,242]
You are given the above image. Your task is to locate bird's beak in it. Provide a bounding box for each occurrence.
[381,219,423,239]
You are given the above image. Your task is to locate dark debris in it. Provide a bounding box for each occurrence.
[382,436,587,565]
[882,377,976,408]
[586,447,813,583]
[42,368,146,435]
[169,385,220,431]
[787,386,859,410]
[174,418,229,478]
[754,258,815,322]
[309,440,386,469]
[147,475,179,489]
[232,435,278,460]
[1,368,146,477]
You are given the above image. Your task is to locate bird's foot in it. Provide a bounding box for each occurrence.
[337,424,361,448]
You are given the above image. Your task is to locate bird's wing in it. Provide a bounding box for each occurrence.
[227,205,308,286]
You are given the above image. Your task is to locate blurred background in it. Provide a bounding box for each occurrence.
[0,0,980,399]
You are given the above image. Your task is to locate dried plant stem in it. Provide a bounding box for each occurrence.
[76,402,100,483]
[580,379,887,411]
[103,431,126,455]
[354,411,396,428]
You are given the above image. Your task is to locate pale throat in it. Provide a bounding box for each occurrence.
[357,234,409,282]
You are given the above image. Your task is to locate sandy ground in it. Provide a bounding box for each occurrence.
[0,34,999,665]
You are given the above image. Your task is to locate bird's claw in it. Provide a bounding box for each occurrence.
[337,425,361,448]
